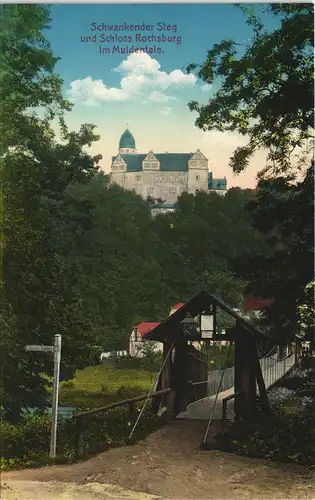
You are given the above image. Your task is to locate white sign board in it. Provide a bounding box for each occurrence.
[202,330,213,339]
[201,314,214,339]
[25,345,54,353]
[201,315,213,331]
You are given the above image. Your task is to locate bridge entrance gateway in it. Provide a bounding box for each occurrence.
[142,290,297,444]
[73,290,298,457]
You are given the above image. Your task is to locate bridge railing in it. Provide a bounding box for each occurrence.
[72,388,172,459]
[259,354,295,389]
[207,353,296,397]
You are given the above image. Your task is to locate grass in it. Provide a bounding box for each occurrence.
[56,361,159,410]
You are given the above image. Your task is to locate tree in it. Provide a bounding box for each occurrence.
[234,166,314,342]
[1,5,101,421]
[152,189,265,308]
[187,4,314,342]
[298,280,315,348]
[0,4,71,153]
[187,4,314,174]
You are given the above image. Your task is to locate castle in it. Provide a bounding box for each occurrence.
[109,128,227,210]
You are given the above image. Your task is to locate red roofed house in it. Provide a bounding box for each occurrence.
[169,303,185,316]
[243,295,273,319]
[129,303,186,358]
[129,322,162,358]
[130,301,210,357]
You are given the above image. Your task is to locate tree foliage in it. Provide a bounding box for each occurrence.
[3,3,308,422]
[235,165,314,342]
[187,4,314,174]
[0,4,71,152]
[1,4,101,420]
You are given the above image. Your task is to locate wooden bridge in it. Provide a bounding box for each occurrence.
[73,291,300,458]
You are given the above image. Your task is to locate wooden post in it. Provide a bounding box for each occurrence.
[173,338,189,413]
[253,347,270,413]
[234,326,259,421]
[158,339,173,416]
[234,328,243,421]
[75,417,85,459]
[162,389,175,423]
[246,336,259,417]
[128,401,137,424]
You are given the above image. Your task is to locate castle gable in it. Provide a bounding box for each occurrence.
[111,155,127,171]
[189,149,208,169]
[142,151,160,170]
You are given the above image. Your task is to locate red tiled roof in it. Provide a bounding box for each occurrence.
[134,322,160,337]
[243,296,273,312]
[171,303,185,310]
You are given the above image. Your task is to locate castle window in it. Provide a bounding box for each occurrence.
[136,175,141,181]
[121,176,125,183]
[180,187,186,194]
[147,187,154,195]
[169,176,174,182]
[143,162,150,168]
[169,188,176,194]
[196,175,200,181]
[156,176,163,182]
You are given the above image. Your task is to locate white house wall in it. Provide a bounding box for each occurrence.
[129,339,163,358]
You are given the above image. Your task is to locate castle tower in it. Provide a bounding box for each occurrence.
[119,127,137,154]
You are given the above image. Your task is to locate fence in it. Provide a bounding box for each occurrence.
[207,353,296,397]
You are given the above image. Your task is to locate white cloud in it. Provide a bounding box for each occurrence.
[160,107,172,116]
[68,52,197,106]
[114,52,161,75]
[148,91,175,103]
[68,77,128,104]
[200,83,212,92]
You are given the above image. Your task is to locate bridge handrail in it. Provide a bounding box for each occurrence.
[73,387,172,420]
[222,390,243,424]
[188,380,208,386]
[73,387,172,459]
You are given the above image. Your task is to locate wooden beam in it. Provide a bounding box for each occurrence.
[253,349,270,413]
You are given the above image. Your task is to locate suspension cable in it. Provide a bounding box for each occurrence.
[260,345,277,359]
[268,350,295,361]
[128,340,175,439]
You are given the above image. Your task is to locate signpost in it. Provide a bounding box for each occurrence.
[25,334,62,459]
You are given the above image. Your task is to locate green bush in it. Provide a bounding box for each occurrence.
[62,381,75,390]
[214,369,315,468]
[215,406,314,466]
[116,385,146,399]
[1,401,162,471]
[0,413,76,470]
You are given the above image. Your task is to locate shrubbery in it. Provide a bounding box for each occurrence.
[1,413,75,470]
[1,403,162,471]
[214,369,315,467]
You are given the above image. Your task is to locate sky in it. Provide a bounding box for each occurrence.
[46,3,279,188]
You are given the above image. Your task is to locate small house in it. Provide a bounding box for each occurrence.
[129,322,162,358]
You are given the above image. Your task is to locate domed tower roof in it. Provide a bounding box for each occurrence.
[119,128,136,150]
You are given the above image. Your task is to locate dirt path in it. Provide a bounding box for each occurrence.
[2,420,315,499]
[0,480,160,500]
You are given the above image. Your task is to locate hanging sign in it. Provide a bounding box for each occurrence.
[201,314,214,338]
